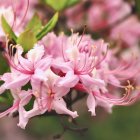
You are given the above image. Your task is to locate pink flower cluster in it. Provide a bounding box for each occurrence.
[65,0,140,47]
[0,32,138,129]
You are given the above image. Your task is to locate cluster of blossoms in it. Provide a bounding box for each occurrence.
[0,31,139,128]
[65,0,140,47]
[0,0,139,130]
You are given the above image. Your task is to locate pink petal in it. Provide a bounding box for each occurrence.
[87,93,96,116]
[54,86,70,97]
[96,96,113,113]
[27,44,45,63]
[18,92,32,129]
[25,100,46,119]
[17,105,28,129]
[4,74,31,89]
[52,59,73,73]
[35,56,52,70]
[80,74,105,89]
[53,98,78,118]
[58,71,79,87]
[18,56,33,71]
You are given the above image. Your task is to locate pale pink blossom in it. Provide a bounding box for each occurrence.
[0,43,78,128]
[88,0,131,31]
[65,0,131,32]
[50,34,106,90]
[0,30,138,128]
[1,44,51,94]
[110,16,140,47]
[44,33,138,116]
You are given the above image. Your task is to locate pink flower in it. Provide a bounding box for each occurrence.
[42,32,66,58]
[0,43,78,128]
[0,30,138,128]
[1,44,51,94]
[46,33,114,115]
[88,0,131,31]
[65,0,131,32]
[32,69,78,118]
[0,44,51,128]
[45,33,138,116]
[17,68,78,129]
[110,16,140,47]
[51,34,106,89]
[0,77,33,129]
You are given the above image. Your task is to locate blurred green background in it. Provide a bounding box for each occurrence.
[0,101,139,140]
[25,102,140,140]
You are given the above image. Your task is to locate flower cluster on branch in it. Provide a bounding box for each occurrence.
[0,0,139,130]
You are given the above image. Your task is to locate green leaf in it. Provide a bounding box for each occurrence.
[66,0,79,7]
[0,96,7,103]
[0,53,9,74]
[135,0,140,17]
[17,30,37,51]
[1,16,17,42]
[44,0,79,11]
[36,12,58,40]
[45,0,67,11]
[26,13,42,35]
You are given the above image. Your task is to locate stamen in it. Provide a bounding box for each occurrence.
[125,80,134,91]
[92,44,108,69]
[61,34,67,62]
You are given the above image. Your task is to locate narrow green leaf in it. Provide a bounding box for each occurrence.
[1,16,17,42]
[66,0,80,7]
[17,30,37,51]
[45,0,67,11]
[44,0,79,11]
[36,12,58,40]
[26,13,42,34]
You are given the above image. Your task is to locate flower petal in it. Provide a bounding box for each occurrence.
[25,100,46,119]
[52,58,73,73]
[96,96,113,113]
[87,93,96,116]
[35,56,52,70]
[53,98,78,118]
[17,91,32,129]
[80,74,105,90]
[58,71,79,87]
[4,74,31,89]
[27,44,45,63]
